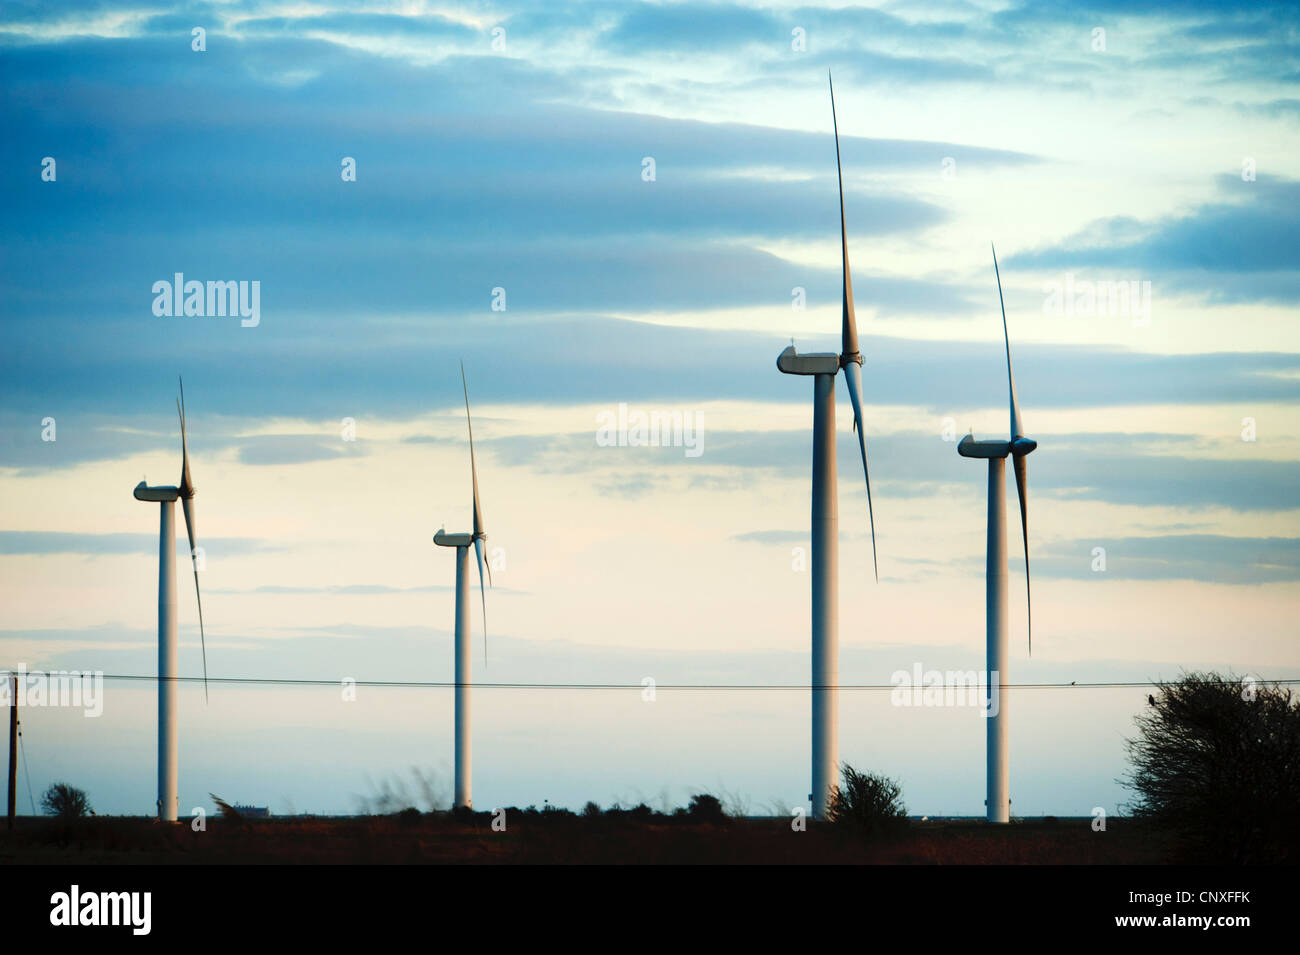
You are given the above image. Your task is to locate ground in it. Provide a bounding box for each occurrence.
[0,814,1174,864]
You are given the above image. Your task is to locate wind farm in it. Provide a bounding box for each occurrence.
[3,1,1299,911]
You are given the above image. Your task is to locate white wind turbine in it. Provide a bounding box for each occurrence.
[433,362,492,810]
[957,245,1037,824]
[776,74,879,819]
[132,378,208,822]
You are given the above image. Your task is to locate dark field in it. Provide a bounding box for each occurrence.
[0,814,1175,864]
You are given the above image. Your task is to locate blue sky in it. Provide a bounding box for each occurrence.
[1,0,1298,818]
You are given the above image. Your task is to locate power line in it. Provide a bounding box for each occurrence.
[20,673,1300,691]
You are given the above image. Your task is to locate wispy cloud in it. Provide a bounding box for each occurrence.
[236,434,366,466]
[1008,175,1300,304]
[0,530,275,556]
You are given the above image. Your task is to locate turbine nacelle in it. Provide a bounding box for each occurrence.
[434,530,474,548]
[956,435,1039,458]
[776,345,841,377]
[133,482,180,503]
[957,436,1038,463]
[956,435,1011,459]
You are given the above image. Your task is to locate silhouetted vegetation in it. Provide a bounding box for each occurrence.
[397,807,423,827]
[1123,671,1300,863]
[827,765,907,834]
[210,793,244,822]
[357,767,447,815]
[593,802,653,822]
[0,752,1216,864]
[0,812,1168,864]
[40,782,91,819]
[687,793,726,823]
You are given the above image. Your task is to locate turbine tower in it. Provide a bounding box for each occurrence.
[957,245,1036,824]
[132,378,208,822]
[776,74,879,819]
[433,362,491,810]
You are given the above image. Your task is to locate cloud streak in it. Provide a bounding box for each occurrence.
[0,531,276,556]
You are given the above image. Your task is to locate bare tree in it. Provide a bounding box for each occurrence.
[41,782,91,819]
[1123,671,1300,863]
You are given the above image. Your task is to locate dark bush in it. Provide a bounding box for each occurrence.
[1123,671,1300,863]
[827,765,907,834]
[687,793,726,823]
[40,782,91,819]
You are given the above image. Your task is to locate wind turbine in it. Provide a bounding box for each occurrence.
[132,378,208,822]
[957,245,1037,824]
[775,74,879,820]
[433,362,492,810]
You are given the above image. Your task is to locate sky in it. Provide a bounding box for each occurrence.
[1,0,1298,819]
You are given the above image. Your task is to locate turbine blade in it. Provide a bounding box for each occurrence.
[177,377,193,497]
[830,72,859,360]
[461,362,490,663]
[177,378,206,699]
[474,537,488,665]
[1013,454,1031,655]
[991,244,1024,439]
[842,362,879,583]
[461,362,485,538]
[182,496,208,702]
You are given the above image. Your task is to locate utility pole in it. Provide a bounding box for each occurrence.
[7,673,16,831]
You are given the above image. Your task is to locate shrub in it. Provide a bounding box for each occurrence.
[686,793,726,823]
[1123,671,1300,863]
[581,801,601,818]
[827,765,907,833]
[41,782,91,819]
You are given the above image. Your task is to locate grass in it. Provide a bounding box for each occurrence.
[0,813,1174,865]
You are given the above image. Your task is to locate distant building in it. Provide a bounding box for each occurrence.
[233,805,269,818]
